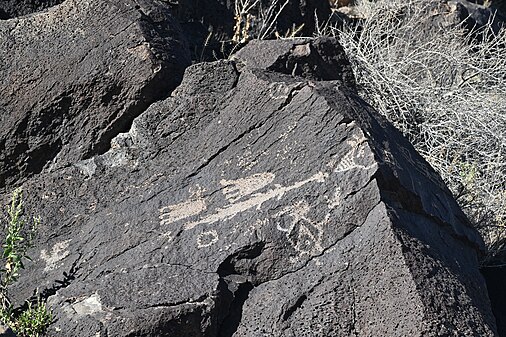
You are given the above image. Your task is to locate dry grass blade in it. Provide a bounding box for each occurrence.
[324,0,506,261]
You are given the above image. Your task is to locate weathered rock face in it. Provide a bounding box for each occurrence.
[443,0,506,33]
[0,0,63,19]
[4,38,497,336]
[0,0,191,189]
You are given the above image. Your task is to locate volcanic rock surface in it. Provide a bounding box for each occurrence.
[2,38,498,336]
[0,0,63,19]
[0,0,191,189]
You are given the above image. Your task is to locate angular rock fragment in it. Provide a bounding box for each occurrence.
[232,37,356,87]
[3,38,497,336]
[0,0,191,188]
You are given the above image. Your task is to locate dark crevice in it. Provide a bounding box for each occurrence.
[282,294,307,321]
[230,62,241,89]
[146,294,209,310]
[215,242,266,337]
[481,266,506,336]
[217,242,265,278]
[216,280,254,337]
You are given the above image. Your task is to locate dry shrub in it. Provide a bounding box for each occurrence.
[326,0,506,260]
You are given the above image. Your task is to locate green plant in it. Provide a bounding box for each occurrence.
[0,188,52,337]
[14,297,52,337]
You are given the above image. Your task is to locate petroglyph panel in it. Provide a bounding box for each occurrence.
[157,127,378,255]
[183,171,327,231]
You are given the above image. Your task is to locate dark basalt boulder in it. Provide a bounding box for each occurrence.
[231,38,356,88]
[444,0,506,33]
[3,38,497,336]
[0,0,63,20]
[0,0,191,189]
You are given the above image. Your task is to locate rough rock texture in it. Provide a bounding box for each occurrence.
[232,38,356,88]
[4,38,497,336]
[444,0,506,33]
[0,325,15,337]
[0,0,191,189]
[0,0,63,20]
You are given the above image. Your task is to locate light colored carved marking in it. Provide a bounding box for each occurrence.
[334,149,357,173]
[278,122,297,140]
[293,43,311,57]
[184,172,327,231]
[275,200,325,256]
[159,185,207,226]
[127,43,153,62]
[294,221,324,255]
[40,239,71,272]
[334,139,376,174]
[159,198,207,226]
[268,82,291,100]
[237,149,258,171]
[276,200,310,232]
[328,186,342,209]
[197,230,219,248]
[72,293,103,316]
[346,130,367,148]
[221,172,275,202]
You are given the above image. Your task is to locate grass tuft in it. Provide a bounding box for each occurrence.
[323,0,506,260]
